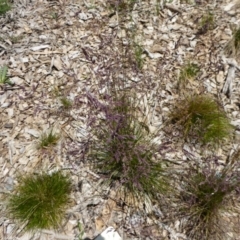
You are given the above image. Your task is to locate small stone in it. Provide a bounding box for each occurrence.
[221,33,231,40]
[4,123,13,128]
[95,227,122,240]
[1,102,11,108]
[6,224,15,234]
[78,12,88,20]
[181,38,189,46]
[81,181,92,197]
[190,40,197,48]
[162,230,168,237]
[79,12,93,21]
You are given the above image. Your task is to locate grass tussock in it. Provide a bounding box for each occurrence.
[7,171,72,232]
[198,12,215,34]
[178,62,200,89]
[179,62,199,82]
[177,159,240,239]
[38,129,60,149]
[0,66,13,85]
[108,0,137,12]
[180,0,193,3]
[133,43,145,69]
[51,86,73,111]
[60,97,72,110]
[233,28,240,50]
[87,90,169,205]
[225,27,240,57]
[9,35,25,44]
[0,0,11,15]
[170,95,233,144]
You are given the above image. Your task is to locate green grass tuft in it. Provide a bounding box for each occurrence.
[0,66,13,85]
[60,97,72,110]
[133,43,145,69]
[178,62,200,89]
[38,129,60,149]
[9,35,24,44]
[0,0,11,15]
[198,12,215,34]
[180,0,193,3]
[179,62,200,82]
[188,172,226,217]
[109,0,137,12]
[7,171,72,232]
[170,95,233,144]
[233,28,240,50]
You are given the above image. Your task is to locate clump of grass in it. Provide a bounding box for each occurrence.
[38,129,60,149]
[177,159,240,239]
[179,62,199,82]
[51,86,73,111]
[50,11,59,20]
[225,27,240,57]
[87,90,168,204]
[133,43,145,69]
[60,97,72,110]
[170,95,233,144]
[0,0,11,15]
[77,222,85,240]
[9,35,24,44]
[0,66,13,85]
[198,12,215,34]
[180,0,193,3]
[178,62,200,89]
[51,85,61,97]
[233,28,240,50]
[108,0,137,12]
[7,171,72,232]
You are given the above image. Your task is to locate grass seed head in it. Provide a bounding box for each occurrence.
[177,160,240,239]
[88,91,169,205]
